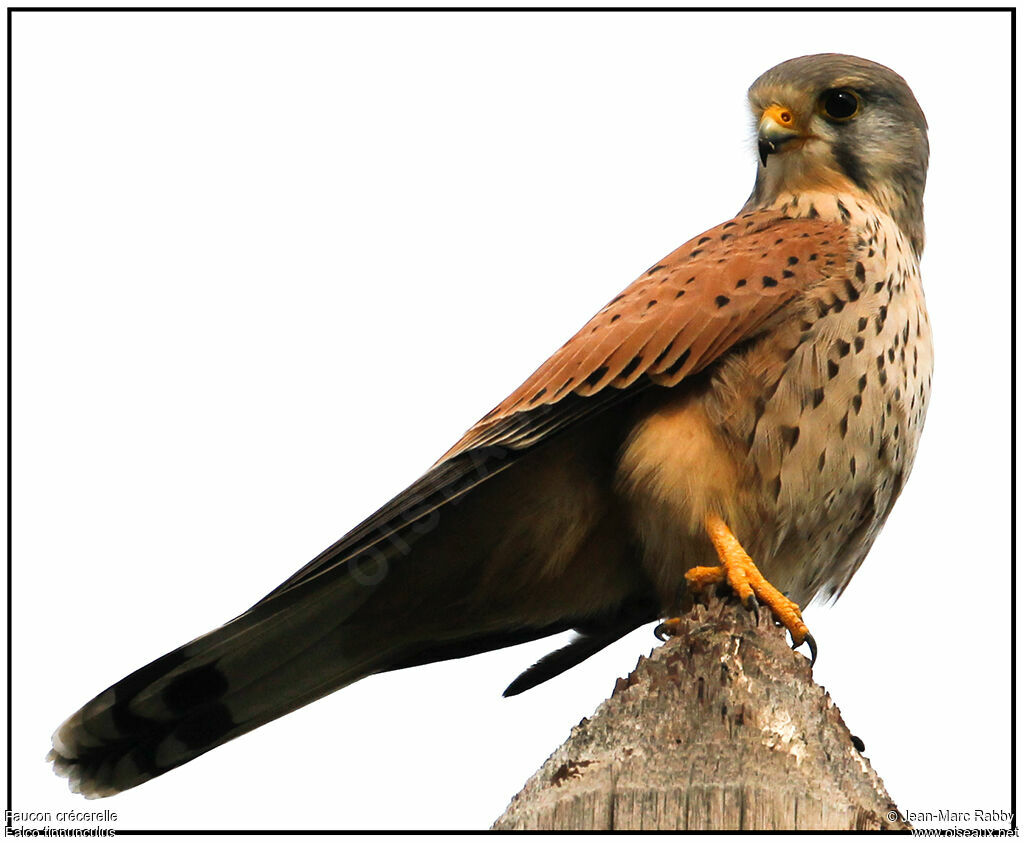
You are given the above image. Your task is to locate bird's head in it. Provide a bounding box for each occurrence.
[746,53,929,255]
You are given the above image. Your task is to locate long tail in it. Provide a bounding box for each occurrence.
[47,553,610,798]
[47,451,509,798]
[48,564,397,798]
[50,427,654,797]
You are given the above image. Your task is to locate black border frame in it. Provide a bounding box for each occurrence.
[6,4,1015,835]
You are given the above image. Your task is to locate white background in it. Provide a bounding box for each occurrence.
[9,6,1013,832]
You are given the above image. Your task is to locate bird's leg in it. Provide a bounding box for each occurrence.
[692,513,814,658]
[658,514,816,663]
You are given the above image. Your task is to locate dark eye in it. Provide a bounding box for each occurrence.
[821,89,860,121]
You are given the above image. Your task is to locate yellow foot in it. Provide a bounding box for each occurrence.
[664,514,817,664]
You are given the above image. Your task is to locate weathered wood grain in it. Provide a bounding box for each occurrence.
[493,596,907,831]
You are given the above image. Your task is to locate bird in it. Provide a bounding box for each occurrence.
[50,53,932,798]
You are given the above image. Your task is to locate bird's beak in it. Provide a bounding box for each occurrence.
[758,104,801,166]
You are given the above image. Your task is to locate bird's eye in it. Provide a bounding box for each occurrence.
[821,89,860,121]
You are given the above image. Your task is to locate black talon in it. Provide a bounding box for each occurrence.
[744,593,760,613]
[654,621,674,642]
[805,632,818,665]
[791,631,818,666]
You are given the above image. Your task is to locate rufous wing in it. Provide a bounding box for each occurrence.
[443,209,849,460]
[260,210,849,602]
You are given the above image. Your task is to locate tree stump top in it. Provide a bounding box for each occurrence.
[493,597,908,831]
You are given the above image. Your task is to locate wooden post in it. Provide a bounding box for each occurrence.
[492,595,909,831]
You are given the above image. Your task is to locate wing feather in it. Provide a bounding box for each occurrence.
[447,210,848,454]
[262,210,848,601]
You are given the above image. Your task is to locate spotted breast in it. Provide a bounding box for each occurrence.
[619,189,932,608]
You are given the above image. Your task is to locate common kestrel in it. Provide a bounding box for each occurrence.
[51,53,931,797]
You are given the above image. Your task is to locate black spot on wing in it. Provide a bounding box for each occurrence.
[583,366,609,388]
[662,348,692,378]
[619,355,644,380]
[652,342,675,368]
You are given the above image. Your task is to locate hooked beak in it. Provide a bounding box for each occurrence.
[758,104,801,166]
